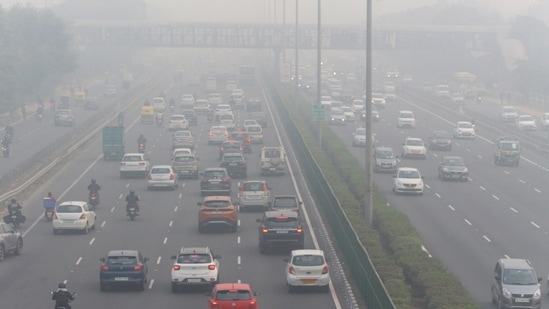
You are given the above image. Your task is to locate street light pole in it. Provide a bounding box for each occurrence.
[294,0,299,101]
[364,0,373,224]
[316,0,322,147]
[282,0,286,62]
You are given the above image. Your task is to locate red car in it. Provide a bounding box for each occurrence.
[208,283,259,309]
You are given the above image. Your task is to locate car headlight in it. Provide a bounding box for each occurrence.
[443,168,449,172]
[533,288,541,299]
[463,168,468,173]
[502,288,512,299]
[417,181,424,188]
[331,118,335,121]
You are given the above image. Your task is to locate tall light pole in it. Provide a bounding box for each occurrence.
[294,0,299,101]
[282,0,286,62]
[316,0,322,146]
[364,0,373,224]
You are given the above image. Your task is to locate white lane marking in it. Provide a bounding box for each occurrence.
[178,193,182,199]
[237,236,240,244]
[534,188,541,193]
[425,184,430,189]
[237,219,240,227]
[504,171,510,175]
[480,186,486,191]
[466,148,471,152]
[110,207,115,212]
[118,193,123,199]
[464,219,472,226]
[126,183,129,188]
[492,195,500,200]
[531,222,540,229]
[169,221,173,227]
[75,257,82,265]
[237,256,241,265]
[237,279,241,284]
[163,237,168,244]
[89,238,95,245]
[510,207,518,213]
[435,193,441,198]
[148,279,154,289]
[476,155,483,159]
[518,179,525,184]
[483,235,491,242]
[101,221,106,228]
[421,245,432,258]
[181,183,186,188]
[448,205,455,211]
[174,206,178,212]
[156,256,162,264]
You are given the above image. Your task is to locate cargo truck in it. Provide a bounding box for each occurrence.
[494,136,520,166]
[103,126,125,160]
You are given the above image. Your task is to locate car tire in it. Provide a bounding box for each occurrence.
[288,284,295,293]
[171,283,178,293]
[100,282,107,292]
[0,245,5,261]
[14,238,23,255]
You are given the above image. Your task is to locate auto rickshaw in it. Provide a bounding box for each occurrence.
[140,105,154,124]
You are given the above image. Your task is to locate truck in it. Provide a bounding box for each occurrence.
[102,126,125,161]
[494,136,520,166]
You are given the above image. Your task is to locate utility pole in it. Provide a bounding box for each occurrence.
[364,0,373,225]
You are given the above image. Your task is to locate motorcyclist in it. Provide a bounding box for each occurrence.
[155,113,164,126]
[137,134,147,145]
[43,192,57,215]
[125,190,140,215]
[169,98,176,108]
[6,198,23,224]
[52,282,74,309]
[87,179,101,194]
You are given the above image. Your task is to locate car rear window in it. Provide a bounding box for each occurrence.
[57,205,83,213]
[243,182,263,191]
[123,156,142,162]
[292,254,324,266]
[203,200,231,208]
[247,126,261,133]
[273,197,297,208]
[204,170,226,178]
[266,217,298,228]
[174,156,193,162]
[215,290,252,300]
[152,168,171,174]
[107,256,137,265]
[177,254,211,264]
[264,150,280,158]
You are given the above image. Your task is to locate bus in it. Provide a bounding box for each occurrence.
[238,65,256,85]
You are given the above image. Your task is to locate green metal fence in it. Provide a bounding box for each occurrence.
[269,82,395,309]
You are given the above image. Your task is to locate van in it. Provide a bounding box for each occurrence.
[260,146,286,175]
[491,258,542,309]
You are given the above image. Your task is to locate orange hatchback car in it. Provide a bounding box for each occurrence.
[197,196,238,233]
[208,283,259,309]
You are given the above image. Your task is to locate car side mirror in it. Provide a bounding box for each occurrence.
[254,292,261,296]
[421,176,425,179]
[494,274,500,281]
[170,255,177,260]
[144,257,149,262]
[100,257,105,262]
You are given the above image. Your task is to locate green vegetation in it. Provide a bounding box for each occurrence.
[276,85,480,309]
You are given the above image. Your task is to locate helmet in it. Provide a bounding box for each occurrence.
[48,192,52,196]
[11,198,16,203]
[129,190,135,195]
[91,179,96,184]
[58,283,66,289]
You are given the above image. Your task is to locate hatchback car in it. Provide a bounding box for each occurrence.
[219,140,243,160]
[373,146,398,173]
[454,121,476,139]
[329,108,346,125]
[214,104,232,119]
[284,249,330,293]
[245,124,264,144]
[237,180,271,212]
[491,258,542,309]
[401,137,427,159]
[197,196,238,233]
[53,201,96,234]
[438,156,468,181]
[397,110,416,128]
[257,211,304,254]
[208,283,259,309]
[147,165,178,190]
[168,115,189,131]
[428,130,453,151]
[172,130,195,150]
[270,195,302,215]
[194,99,211,114]
[218,113,235,131]
[119,153,150,178]
[170,247,221,292]
[208,126,230,144]
[200,167,232,196]
[99,250,149,291]
[392,167,424,195]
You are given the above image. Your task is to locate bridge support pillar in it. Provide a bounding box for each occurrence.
[272,46,282,81]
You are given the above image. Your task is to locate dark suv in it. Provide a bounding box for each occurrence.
[256,211,304,254]
[220,152,247,178]
[491,258,541,309]
[99,250,149,291]
[200,167,232,196]
[0,223,23,261]
[219,140,243,160]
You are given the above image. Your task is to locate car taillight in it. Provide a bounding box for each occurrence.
[223,177,230,182]
[220,147,224,151]
[91,193,96,197]
[240,185,244,192]
[224,132,229,136]
[53,213,58,219]
[263,184,268,194]
[208,264,216,270]
[209,132,213,136]
[262,228,268,234]
[201,178,208,182]
[173,265,180,270]
[169,173,175,180]
[139,162,146,166]
[147,174,152,180]
[248,301,257,309]
[139,143,144,147]
[322,265,329,274]
[101,265,109,271]
[79,214,86,219]
[134,263,143,271]
[288,266,295,275]
[239,147,243,152]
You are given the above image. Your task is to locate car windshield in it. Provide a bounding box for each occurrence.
[243,120,257,126]
[247,126,261,133]
[442,158,464,166]
[177,253,211,264]
[355,129,366,136]
[243,182,264,191]
[292,254,325,266]
[433,132,451,139]
[406,139,423,146]
[203,200,231,207]
[123,156,143,161]
[152,168,171,174]
[501,142,519,150]
[502,269,538,285]
[520,115,534,121]
[264,150,280,158]
[266,217,298,228]
[400,113,414,118]
[398,170,420,179]
[215,290,252,301]
[106,256,137,265]
[57,205,83,213]
[204,170,226,178]
[274,197,297,208]
[174,156,194,162]
[458,123,473,129]
[376,150,395,159]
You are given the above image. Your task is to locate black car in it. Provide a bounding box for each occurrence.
[200,167,232,196]
[220,152,247,178]
[99,250,149,291]
[246,98,262,111]
[248,112,267,128]
[428,130,453,151]
[181,110,198,126]
[256,211,304,254]
[438,156,468,181]
[219,140,243,160]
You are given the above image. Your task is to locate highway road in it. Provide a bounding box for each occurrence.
[0,58,347,309]
[321,82,549,308]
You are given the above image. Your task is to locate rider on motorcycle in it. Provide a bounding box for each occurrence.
[125,190,140,215]
[7,198,23,224]
[137,134,147,145]
[52,282,74,309]
[169,98,176,108]
[43,192,57,216]
[88,179,101,196]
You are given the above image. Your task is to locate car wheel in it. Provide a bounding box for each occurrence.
[288,284,295,293]
[259,244,266,254]
[100,282,107,292]
[14,238,23,255]
[171,283,178,293]
[0,245,5,261]
[83,223,89,234]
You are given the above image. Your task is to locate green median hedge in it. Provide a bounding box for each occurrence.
[275,84,479,309]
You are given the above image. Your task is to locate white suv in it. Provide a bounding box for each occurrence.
[397,110,416,128]
[500,105,518,122]
[168,115,189,131]
[119,153,150,178]
[170,247,221,293]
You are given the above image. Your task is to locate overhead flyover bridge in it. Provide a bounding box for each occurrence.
[71,20,507,52]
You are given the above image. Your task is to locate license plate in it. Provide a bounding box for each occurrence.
[515,298,529,303]
[229,163,237,166]
[276,230,289,234]
[269,168,276,171]
[212,211,222,214]
[188,278,201,283]
[300,279,317,284]
[114,277,129,281]
[63,219,75,223]
[210,181,220,184]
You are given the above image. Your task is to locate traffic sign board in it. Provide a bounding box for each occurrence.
[313,104,325,121]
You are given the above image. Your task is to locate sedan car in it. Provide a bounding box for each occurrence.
[208,283,259,309]
[207,126,230,144]
[170,247,221,292]
[168,115,189,131]
[172,130,195,150]
[516,114,537,131]
[52,201,96,234]
[99,250,149,291]
[0,223,23,261]
[392,167,424,195]
[147,165,178,190]
[428,130,453,151]
[329,108,346,125]
[438,156,468,181]
[284,249,330,293]
[401,137,427,159]
[453,121,476,139]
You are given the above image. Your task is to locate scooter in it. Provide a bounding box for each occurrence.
[89,192,99,210]
[127,207,138,221]
[45,208,55,221]
[138,143,146,153]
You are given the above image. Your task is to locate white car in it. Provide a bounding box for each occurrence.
[285,249,330,293]
[231,88,245,98]
[352,127,369,147]
[170,247,220,293]
[180,94,195,108]
[453,121,476,139]
[147,165,178,190]
[371,92,386,109]
[401,137,427,159]
[500,105,518,122]
[340,106,355,122]
[245,124,264,144]
[194,99,211,114]
[172,148,193,159]
[168,115,189,131]
[451,93,465,105]
[152,97,166,112]
[214,104,232,118]
[119,153,150,178]
[329,108,346,125]
[172,130,195,150]
[218,113,235,131]
[320,96,332,107]
[397,110,416,128]
[207,126,229,144]
[207,93,223,106]
[351,100,365,113]
[242,119,259,128]
[516,114,537,131]
[392,167,424,195]
[53,201,96,234]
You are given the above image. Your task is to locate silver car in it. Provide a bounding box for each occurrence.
[147,165,178,190]
[172,130,195,150]
[237,180,271,212]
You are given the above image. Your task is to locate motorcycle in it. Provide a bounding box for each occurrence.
[138,143,146,153]
[8,209,22,229]
[43,197,56,221]
[89,192,99,210]
[1,145,8,158]
[127,206,138,221]
[51,291,77,309]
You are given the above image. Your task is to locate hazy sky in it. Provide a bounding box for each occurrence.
[1,0,539,25]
